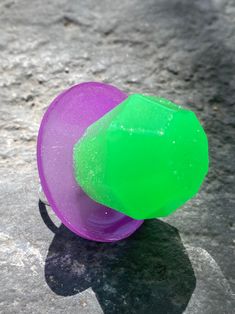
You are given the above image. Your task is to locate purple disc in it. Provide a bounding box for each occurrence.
[37,82,144,242]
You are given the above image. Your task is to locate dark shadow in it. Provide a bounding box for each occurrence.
[40,202,196,314]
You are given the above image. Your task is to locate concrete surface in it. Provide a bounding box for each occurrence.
[0,0,235,313]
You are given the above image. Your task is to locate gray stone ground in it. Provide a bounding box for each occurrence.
[0,0,235,313]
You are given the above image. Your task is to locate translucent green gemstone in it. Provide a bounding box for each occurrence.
[73,94,209,220]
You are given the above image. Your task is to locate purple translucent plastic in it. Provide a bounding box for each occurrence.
[37,82,144,242]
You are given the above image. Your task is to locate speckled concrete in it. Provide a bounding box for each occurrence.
[0,0,234,313]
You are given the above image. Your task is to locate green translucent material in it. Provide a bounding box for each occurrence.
[73,94,209,220]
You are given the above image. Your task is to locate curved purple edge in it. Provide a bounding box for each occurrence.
[37,82,144,242]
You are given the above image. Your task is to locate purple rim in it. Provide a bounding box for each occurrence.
[37,82,144,242]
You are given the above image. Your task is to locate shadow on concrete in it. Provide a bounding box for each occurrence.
[39,201,196,314]
[158,0,235,118]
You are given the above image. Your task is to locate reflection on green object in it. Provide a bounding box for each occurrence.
[73,94,209,220]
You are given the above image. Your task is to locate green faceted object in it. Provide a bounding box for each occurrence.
[73,94,209,220]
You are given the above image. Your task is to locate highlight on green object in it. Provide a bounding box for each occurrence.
[73,94,209,220]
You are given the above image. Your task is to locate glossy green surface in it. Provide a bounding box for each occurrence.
[73,94,209,220]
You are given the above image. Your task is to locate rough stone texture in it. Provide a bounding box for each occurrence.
[0,0,234,313]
